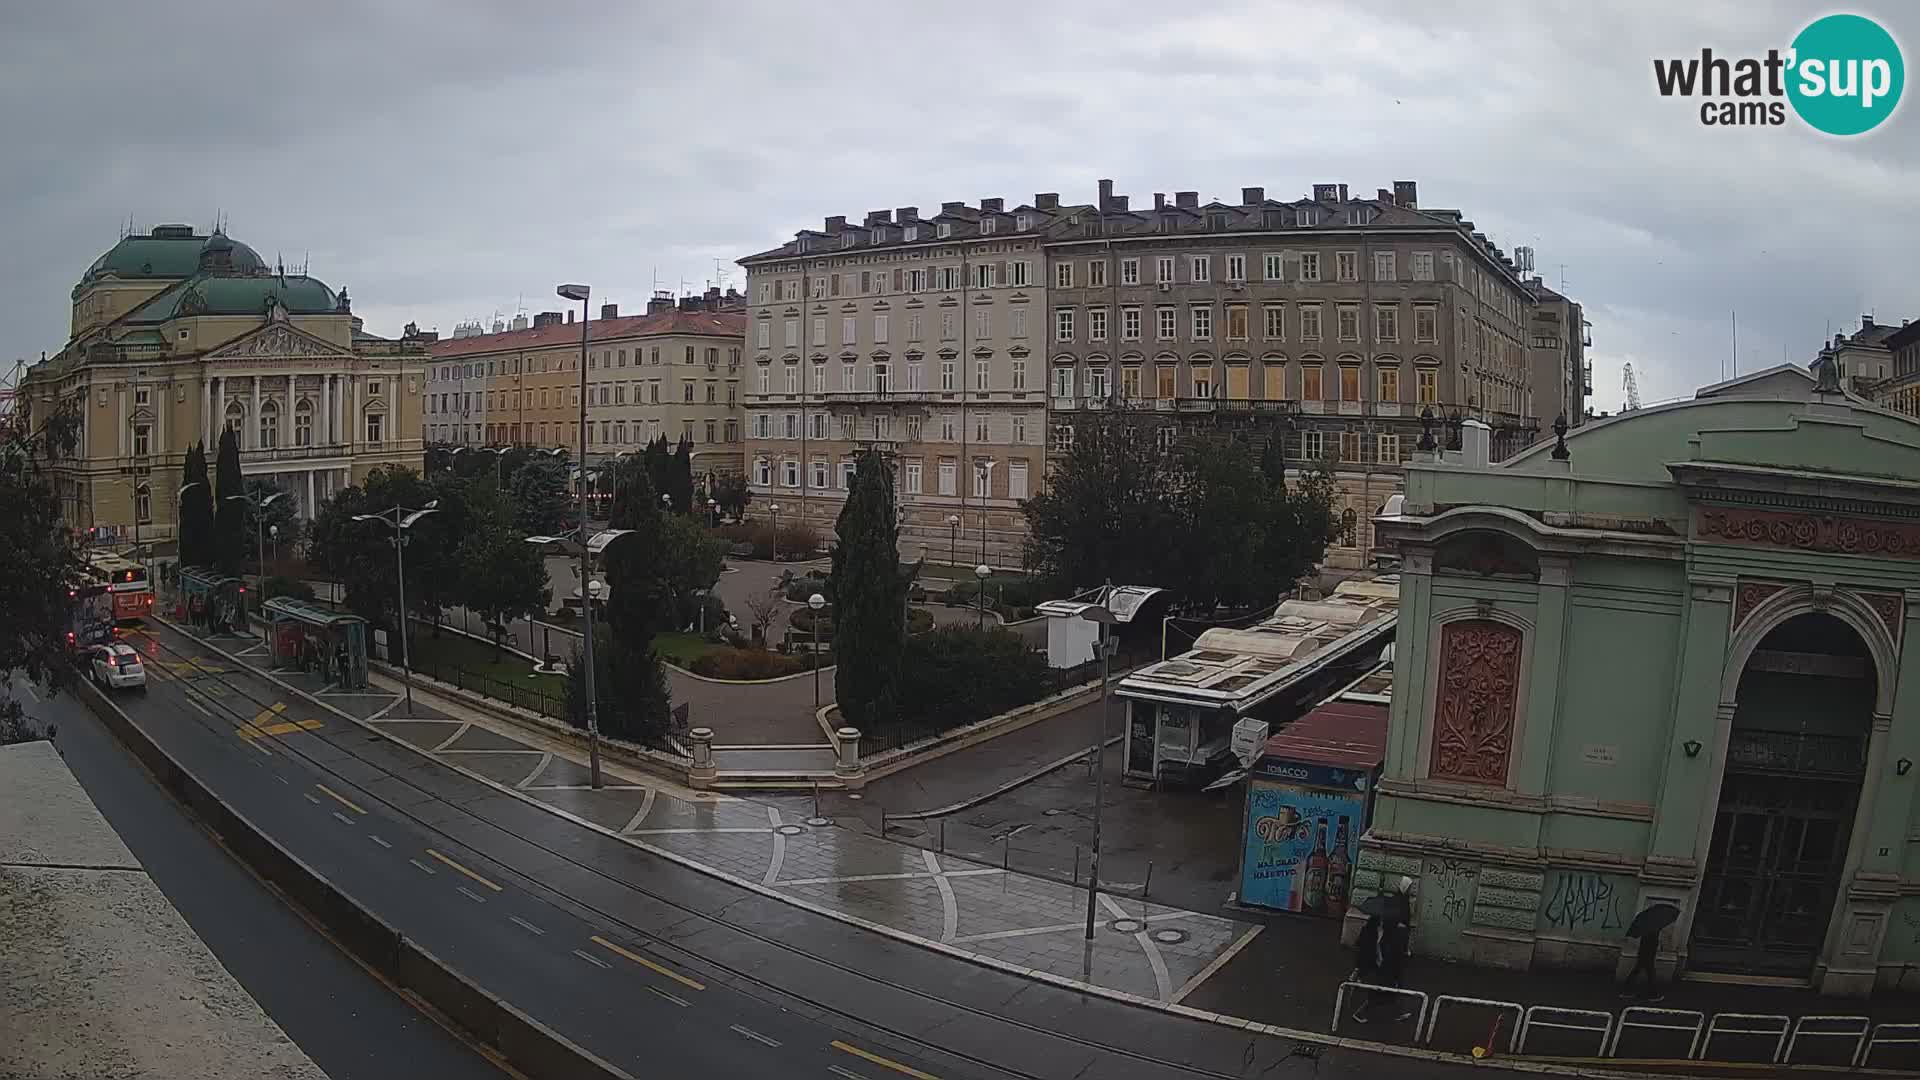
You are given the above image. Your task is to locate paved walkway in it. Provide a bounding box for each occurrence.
[151,617,1254,1008]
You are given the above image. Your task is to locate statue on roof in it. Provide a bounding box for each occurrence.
[1811,350,1842,394]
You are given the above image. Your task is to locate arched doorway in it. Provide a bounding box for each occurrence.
[1692,612,1874,977]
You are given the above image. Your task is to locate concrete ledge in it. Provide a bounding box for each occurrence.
[74,671,635,1080]
[822,677,1106,786]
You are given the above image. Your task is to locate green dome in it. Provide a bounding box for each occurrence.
[78,227,266,290]
[128,274,338,323]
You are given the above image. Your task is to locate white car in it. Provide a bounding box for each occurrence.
[89,643,146,690]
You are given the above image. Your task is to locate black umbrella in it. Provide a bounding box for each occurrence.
[1626,902,1680,938]
[1358,892,1412,923]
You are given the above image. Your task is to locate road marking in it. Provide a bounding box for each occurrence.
[409,858,437,876]
[647,987,689,1008]
[516,752,553,788]
[729,1024,781,1048]
[1170,924,1262,1004]
[274,774,289,785]
[315,784,365,815]
[572,948,610,969]
[369,835,392,849]
[828,1067,873,1080]
[431,722,472,751]
[621,787,657,834]
[831,1041,941,1080]
[303,792,323,806]
[589,935,706,992]
[331,811,355,826]
[509,916,546,937]
[241,718,325,739]
[426,848,501,892]
[456,885,487,904]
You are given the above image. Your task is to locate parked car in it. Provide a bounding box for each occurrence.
[88,642,146,690]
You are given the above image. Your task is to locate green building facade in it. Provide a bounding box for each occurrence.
[1351,363,1920,995]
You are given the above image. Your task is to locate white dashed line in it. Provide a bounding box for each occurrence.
[729,1024,781,1048]
[369,835,392,849]
[275,775,289,785]
[828,1067,873,1080]
[409,858,437,875]
[648,987,689,1008]
[456,886,487,904]
[331,811,354,826]
[572,948,611,969]
[509,916,546,936]
[302,792,322,805]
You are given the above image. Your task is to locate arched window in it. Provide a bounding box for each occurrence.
[224,399,245,436]
[259,400,279,449]
[134,483,151,525]
[294,398,313,446]
[1341,506,1358,546]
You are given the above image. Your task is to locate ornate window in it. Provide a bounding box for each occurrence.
[296,399,317,445]
[259,401,279,448]
[224,399,245,436]
[1428,619,1523,786]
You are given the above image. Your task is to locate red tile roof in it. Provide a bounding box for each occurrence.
[1261,700,1388,772]
[427,310,745,359]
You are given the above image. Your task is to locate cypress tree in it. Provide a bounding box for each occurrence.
[178,441,214,567]
[213,427,245,576]
[831,449,906,728]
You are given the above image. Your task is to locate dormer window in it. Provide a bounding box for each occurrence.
[1299,207,1319,226]
[797,236,811,253]
[981,217,997,235]
[842,233,855,248]
[904,225,918,242]
[1015,213,1031,231]
[937,223,952,238]
[872,228,887,244]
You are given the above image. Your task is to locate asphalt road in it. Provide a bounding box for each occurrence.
[9,678,499,1080]
[106,620,1502,1079]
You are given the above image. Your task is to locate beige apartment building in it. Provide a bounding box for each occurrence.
[738,198,1056,564]
[1526,277,1590,427]
[425,293,746,482]
[1044,180,1549,569]
[20,225,428,551]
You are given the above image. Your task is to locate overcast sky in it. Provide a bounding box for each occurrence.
[2,0,1913,406]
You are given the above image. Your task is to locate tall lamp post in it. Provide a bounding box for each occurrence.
[974,563,990,630]
[975,461,996,568]
[808,592,826,706]
[558,282,603,789]
[1079,599,1118,941]
[769,502,781,562]
[707,498,718,529]
[351,500,439,717]
[225,489,286,610]
[946,514,960,568]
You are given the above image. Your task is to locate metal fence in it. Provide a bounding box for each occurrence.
[410,651,568,722]
[857,652,1125,757]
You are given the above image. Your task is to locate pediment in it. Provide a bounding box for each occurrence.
[206,323,354,361]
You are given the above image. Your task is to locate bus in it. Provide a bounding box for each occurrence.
[84,552,154,622]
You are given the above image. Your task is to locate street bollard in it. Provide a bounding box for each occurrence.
[1073,846,1081,886]
[1144,860,1153,899]
[688,727,716,788]
[939,819,946,854]
[834,726,863,789]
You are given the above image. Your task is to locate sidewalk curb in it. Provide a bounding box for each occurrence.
[72,656,636,1080]
[882,732,1124,820]
[152,618,1699,1080]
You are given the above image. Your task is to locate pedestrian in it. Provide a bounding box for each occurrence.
[335,644,350,688]
[1351,875,1415,1024]
[1621,924,1665,1003]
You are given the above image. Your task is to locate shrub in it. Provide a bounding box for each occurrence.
[783,572,833,603]
[688,647,805,680]
[896,626,1050,731]
[262,575,317,603]
[789,605,833,635]
[714,521,826,562]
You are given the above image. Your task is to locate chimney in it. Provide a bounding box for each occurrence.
[567,310,574,324]
[1241,186,1264,205]
[1034,193,1059,210]
[1098,179,1114,211]
[1312,183,1340,202]
[980,197,1003,213]
[1153,193,1167,210]
[1393,180,1418,209]
[1175,191,1199,209]
[865,209,891,226]
[1337,183,1349,201]
[533,311,562,329]
[679,295,700,312]
[896,206,918,224]
[1862,314,1876,331]
[1461,419,1492,468]
[648,290,674,315]
[940,201,965,214]
[1377,188,1393,203]
[824,215,846,234]
[1111,195,1128,211]
[600,302,619,320]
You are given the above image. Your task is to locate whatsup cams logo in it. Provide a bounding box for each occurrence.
[1654,13,1904,134]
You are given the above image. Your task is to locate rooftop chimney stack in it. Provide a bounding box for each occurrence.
[1153,193,1167,210]
[1098,179,1114,211]
[1377,188,1393,203]
[1175,191,1199,209]
[980,197,1003,213]
[940,201,965,214]
[533,311,562,329]
[1241,186,1265,204]
[897,206,918,224]
[648,290,674,315]
[1393,180,1418,209]
[1337,183,1349,201]
[824,215,846,234]
[1034,193,1059,210]
[1112,195,1128,211]
[1312,183,1340,202]
[600,303,618,320]
[1862,314,1876,330]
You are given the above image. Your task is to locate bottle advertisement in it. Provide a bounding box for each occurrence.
[1240,777,1365,915]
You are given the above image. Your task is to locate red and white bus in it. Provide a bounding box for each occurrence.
[85,552,154,622]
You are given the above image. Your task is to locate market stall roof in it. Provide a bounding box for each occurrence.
[1035,585,1163,623]
[263,597,366,628]
[1261,699,1388,773]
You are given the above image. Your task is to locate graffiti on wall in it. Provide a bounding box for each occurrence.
[1426,858,1478,925]
[1539,869,1634,936]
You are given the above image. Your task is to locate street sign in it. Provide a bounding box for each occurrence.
[1232,717,1271,765]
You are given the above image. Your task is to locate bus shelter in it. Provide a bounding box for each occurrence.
[264,598,369,689]
[176,567,246,635]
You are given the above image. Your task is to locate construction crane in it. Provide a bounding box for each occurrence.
[1622,363,1643,411]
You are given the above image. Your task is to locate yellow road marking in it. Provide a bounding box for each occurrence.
[245,719,324,737]
[315,784,365,815]
[589,935,706,992]
[830,1041,941,1080]
[425,849,501,892]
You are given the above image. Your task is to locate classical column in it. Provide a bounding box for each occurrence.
[305,471,316,518]
[344,376,356,449]
[116,383,128,456]
[251,375,263,450]
[203,376,214,445]
[319,374,332,446]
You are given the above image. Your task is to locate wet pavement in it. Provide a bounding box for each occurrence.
[150,616,1255,1007]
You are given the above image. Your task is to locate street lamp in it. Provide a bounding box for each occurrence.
[1078,598,1119,941]
[707,497,719,529]
[352,500,439,717]
[269,523,280,572]
[769,502,782,562]
[558,282,603,789]
[947,514,960,568]
[975,461,997,567]
[808,592,826,707]
[226,489,286,605]
[975,563,990,630]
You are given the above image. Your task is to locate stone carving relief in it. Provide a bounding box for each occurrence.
[1429,619,1523,786]
[1860,591,1905,645]
[1698,507,1920,561]
[1733,580,1789,630]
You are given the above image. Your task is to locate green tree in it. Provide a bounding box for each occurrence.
[510,457,573,536]
[602,463,669,642]
[458,487,550,651]
[178,441,213,568]
[563,625,673,745]
[899,626,1049,732]
[0,402,82,742]
[242,478,298,571]
[712,472,752,520]
[641,435,672,502]
[1020,407,1175,591]
[655,514,725,629]
[424,442,456,476]
[831,449,907,728]
[667,435,694,514]
[213,427,246,576]
[307,465,462,663]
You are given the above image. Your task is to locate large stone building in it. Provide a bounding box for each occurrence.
[1877,319,1920,419]
[21,224,428,551]
[1351,361,1920,995]
[1045,180,1550,569]
[1525,277,1590,427]
[425,291,746,480]
[738,202,1052,564]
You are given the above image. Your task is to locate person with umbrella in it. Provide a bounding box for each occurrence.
[1621,902,1679,1002]
[1350,876,1414,1024]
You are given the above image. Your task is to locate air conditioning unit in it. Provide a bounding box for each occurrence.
[1157,282,1172,292]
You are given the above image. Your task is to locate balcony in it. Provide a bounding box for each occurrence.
[240,442,350,464]
[1212,399,1300,414]
[820,390,936,408]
